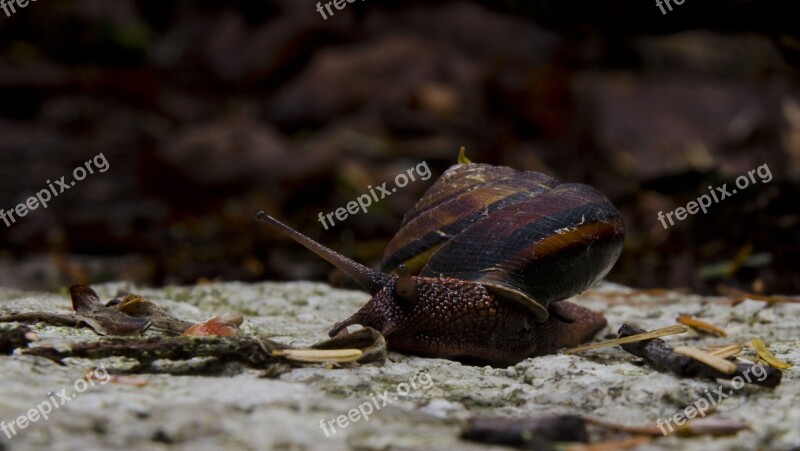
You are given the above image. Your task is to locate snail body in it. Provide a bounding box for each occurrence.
[257,158,624,366]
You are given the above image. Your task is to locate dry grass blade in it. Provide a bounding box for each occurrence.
[677,315,727,336]
[706,344,744,359]
[749,338,791,369]
[563,325,689,354]
[273,348,363,363]
[673,346,738,374]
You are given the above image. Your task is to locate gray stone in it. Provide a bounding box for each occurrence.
[0,282,798,450]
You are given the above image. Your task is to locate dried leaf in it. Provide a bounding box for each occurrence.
[182,312,244,337]
[69,285,151,336]
[749,338,791,369]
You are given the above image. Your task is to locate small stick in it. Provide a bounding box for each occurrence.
[617,324,782,387]
[563,325,688,354]
[0,313,86,329]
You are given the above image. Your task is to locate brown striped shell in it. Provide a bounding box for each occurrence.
[381,162,625,322]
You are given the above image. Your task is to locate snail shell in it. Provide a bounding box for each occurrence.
[381,162,625,322]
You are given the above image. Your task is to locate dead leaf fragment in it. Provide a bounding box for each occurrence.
[182,312,244,337]
[749,338,791,369]
[115,294,195,335]
[70,285,151,336]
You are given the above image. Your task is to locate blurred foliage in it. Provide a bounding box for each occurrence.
[0,0,798,295]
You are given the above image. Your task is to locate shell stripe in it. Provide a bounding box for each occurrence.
[417,188,624,320]
[382,183,552,273]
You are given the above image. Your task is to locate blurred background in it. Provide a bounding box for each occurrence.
[0,0,798,295]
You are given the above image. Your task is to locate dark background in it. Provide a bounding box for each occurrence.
[0,0,798,295]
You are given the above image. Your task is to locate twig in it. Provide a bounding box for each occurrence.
[618,324,782,387]
[22,327,387,371]
[24,336,279,367]
[0,313,88,329]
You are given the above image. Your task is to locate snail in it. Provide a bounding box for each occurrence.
[257,154,625,366]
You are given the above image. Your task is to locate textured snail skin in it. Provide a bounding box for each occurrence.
[257,161,623,367]
[329,276,607,367]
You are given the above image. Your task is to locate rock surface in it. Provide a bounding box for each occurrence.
[0,282,798,450]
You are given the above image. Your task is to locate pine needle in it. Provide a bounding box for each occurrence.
[705,344,744,359]
[677,315,727,336]
[673,346,738,374]
[272,348,363,363]
[563,325,689,354]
